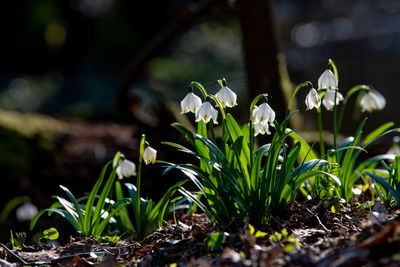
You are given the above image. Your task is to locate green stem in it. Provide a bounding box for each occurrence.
[208,95,226,120]
[210,122,216,144]
[249,93,269,166]
[249,121,254,166]
[337,85,370,133]
[287,81,313,112]
[136,134,146,236]
[249,93,268,121]
[190,81,208,99]
[333,90,338,162]
[328,59,339,80]
[316,109,325,158]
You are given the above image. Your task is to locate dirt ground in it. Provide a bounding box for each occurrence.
[1,198,400,267]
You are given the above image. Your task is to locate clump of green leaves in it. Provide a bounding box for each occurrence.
[30,160,130,237]
[163,80,339,227]
[366,155,400,208]
[114,135,185,241]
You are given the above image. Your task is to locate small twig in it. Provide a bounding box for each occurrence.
[304,207,330,232]
[271,215,290,228]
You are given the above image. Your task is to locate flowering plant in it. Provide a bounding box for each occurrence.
[291,59,398,204]
[163,80,339,227]
[115,135,185,240]
[31,134,184,240]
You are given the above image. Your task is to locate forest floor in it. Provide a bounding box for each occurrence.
[1,199,400,267]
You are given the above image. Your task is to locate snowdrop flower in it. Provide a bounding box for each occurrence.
[318,69,338,90]
[117,158,137,179]
[215,86,237,108]
[143,146,157,164]
[254,122,271,136]
[252,103,275,126]
[305,88,321,110]
[322,89,343,111]
[195,101,218,124]
[359,89,386,113]
[180,92,202,114]
[16,203,38,221]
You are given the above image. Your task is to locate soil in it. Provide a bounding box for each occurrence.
[1,199,400,266]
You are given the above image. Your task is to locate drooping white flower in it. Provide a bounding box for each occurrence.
[253,122,271,136]
[318,69,338,90]
[117,159,137,179]
[215,86,237,108]
[305,88,321,110]
[252,103,275,126]
[143,146,157,164]
[195,101,218,124]
[180,92,202,114]
[322,89,344,111]
[16,203,38,221]
[359,89,386,113]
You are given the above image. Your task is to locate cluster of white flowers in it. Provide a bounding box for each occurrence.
[180,80,276,136]
[306,67,386,113]
[180,80,237,124]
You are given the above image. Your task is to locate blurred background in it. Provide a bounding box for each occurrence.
[0,0,399,241]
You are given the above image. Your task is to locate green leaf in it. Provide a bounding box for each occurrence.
[366,171,400,204]
[205,232,228,250]
[248,224,255,235]
[84,161,111,234]
[43,228,59,240]
[287,129,318,162]
[254,230,267,238]
[363,122,394,145]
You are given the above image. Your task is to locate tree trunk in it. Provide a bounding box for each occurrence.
[237,0,293,122]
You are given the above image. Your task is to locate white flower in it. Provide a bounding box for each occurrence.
[359,89,386,113]
[16,203,38,221]
[117,159,137,179]
[322,89,343,111]
[252,103,275,126]
[180,92,202,114]
[305,88,321,110]
[318,69,338,90]
[143,146,157,164]
[253,122,271,136]
[352,187,362,196]
[215,86,237,108]
[195,101,218,124]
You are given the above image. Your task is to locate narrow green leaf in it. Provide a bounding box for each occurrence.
[363,122,394,145]
[287,129,318,161]
[366,171,400,204]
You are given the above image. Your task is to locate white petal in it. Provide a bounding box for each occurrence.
[322,89,343,111]
[117,159,137,179]
[305,88,321,110]
[143,146,157,164]
[318,69,338,90]
[195,102,218,124]
[215,86,237,108]
[253,103,275,127]
[360,89,386,113]
[180,93,202,114]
